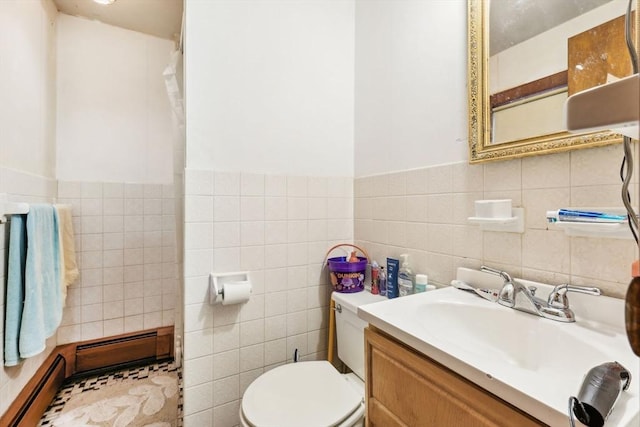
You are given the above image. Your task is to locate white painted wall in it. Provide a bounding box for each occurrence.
[0,0,57,179]
[56,14,175,184]
[0,1,58,417]
[185,0,355,176]
[354,0,468,177]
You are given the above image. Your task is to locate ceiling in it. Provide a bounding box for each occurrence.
[490,0,614,54]
[53,0,183,42]
[52,0,619,56]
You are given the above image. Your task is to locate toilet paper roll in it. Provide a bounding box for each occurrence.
[222,281,252,305]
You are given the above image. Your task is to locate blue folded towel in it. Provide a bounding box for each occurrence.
[18,204,62,359]
[4,215,27,366]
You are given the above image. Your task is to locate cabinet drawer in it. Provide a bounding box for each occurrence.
[365,327,545,427]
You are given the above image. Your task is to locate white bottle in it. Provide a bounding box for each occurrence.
[414,273,428,293]
[397,254,414,297]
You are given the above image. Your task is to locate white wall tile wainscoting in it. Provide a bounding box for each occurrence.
[56,181,179,343]
[182,170,353,425]
[355,145,637,298]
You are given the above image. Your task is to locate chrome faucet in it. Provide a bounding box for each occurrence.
[480,266,600,323]
[480,266,535,310]
[547,284,601,309]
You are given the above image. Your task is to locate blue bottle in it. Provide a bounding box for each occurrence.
[386,258,399,299]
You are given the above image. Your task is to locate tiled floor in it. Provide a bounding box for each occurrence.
[39,360,183,426]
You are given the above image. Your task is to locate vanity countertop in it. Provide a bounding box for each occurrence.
[358,286,639,427]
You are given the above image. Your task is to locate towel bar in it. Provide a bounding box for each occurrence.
[0,193,29,224]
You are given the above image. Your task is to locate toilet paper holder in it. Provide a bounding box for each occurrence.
[209,271,251,305]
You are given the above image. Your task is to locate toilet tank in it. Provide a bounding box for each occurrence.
[332,291,386,380]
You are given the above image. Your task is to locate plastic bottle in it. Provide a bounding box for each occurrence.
[414,273,428,293]
[379,267,387,296]
[386,258,399,299]
[371,261,380,295]
[397,254,414,297]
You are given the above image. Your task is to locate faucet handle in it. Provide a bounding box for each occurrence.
[480,265,513,283]
[547,284,601,308]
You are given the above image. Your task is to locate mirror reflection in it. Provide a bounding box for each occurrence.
[489,0,634,144]
[468,0,637,163]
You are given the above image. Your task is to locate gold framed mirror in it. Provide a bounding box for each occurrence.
[468,0,638,163]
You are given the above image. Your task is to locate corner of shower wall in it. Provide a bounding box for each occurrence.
[168,45,186,371]
[173,164,185,369]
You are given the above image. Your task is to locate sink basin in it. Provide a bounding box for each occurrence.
[358,286,639,427]
[420,300,612,375]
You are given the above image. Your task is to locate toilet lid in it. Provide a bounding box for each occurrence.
[241,361,362,427]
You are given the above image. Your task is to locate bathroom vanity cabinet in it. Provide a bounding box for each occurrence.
[364,327,546,427]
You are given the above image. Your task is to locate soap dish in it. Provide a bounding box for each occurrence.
[468,207,524,233]
[467,216,518,224]
[474,199,512,219]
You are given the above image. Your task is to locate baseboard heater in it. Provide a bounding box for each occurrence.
[1,326,174,427]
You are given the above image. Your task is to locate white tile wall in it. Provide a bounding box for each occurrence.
[56,181,178,343]
[355,145,638,297]
[183,169,352,426]
[0,167,57,418]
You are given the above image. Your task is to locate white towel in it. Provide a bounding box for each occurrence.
[55,204,79,306]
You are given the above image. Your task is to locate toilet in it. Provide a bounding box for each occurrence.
[239,291,385,427]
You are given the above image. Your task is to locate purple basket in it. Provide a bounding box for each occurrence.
[327,256,367,293]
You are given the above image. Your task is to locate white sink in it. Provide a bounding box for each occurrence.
[358,286,639,427]
[418,299,612,374]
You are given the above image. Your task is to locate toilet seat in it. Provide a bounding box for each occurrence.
[240,361,364,427]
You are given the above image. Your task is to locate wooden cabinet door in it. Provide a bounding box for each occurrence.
[365,327,546,427]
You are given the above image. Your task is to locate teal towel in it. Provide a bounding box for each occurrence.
[18,205,62,359]
[4,215,27,366]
